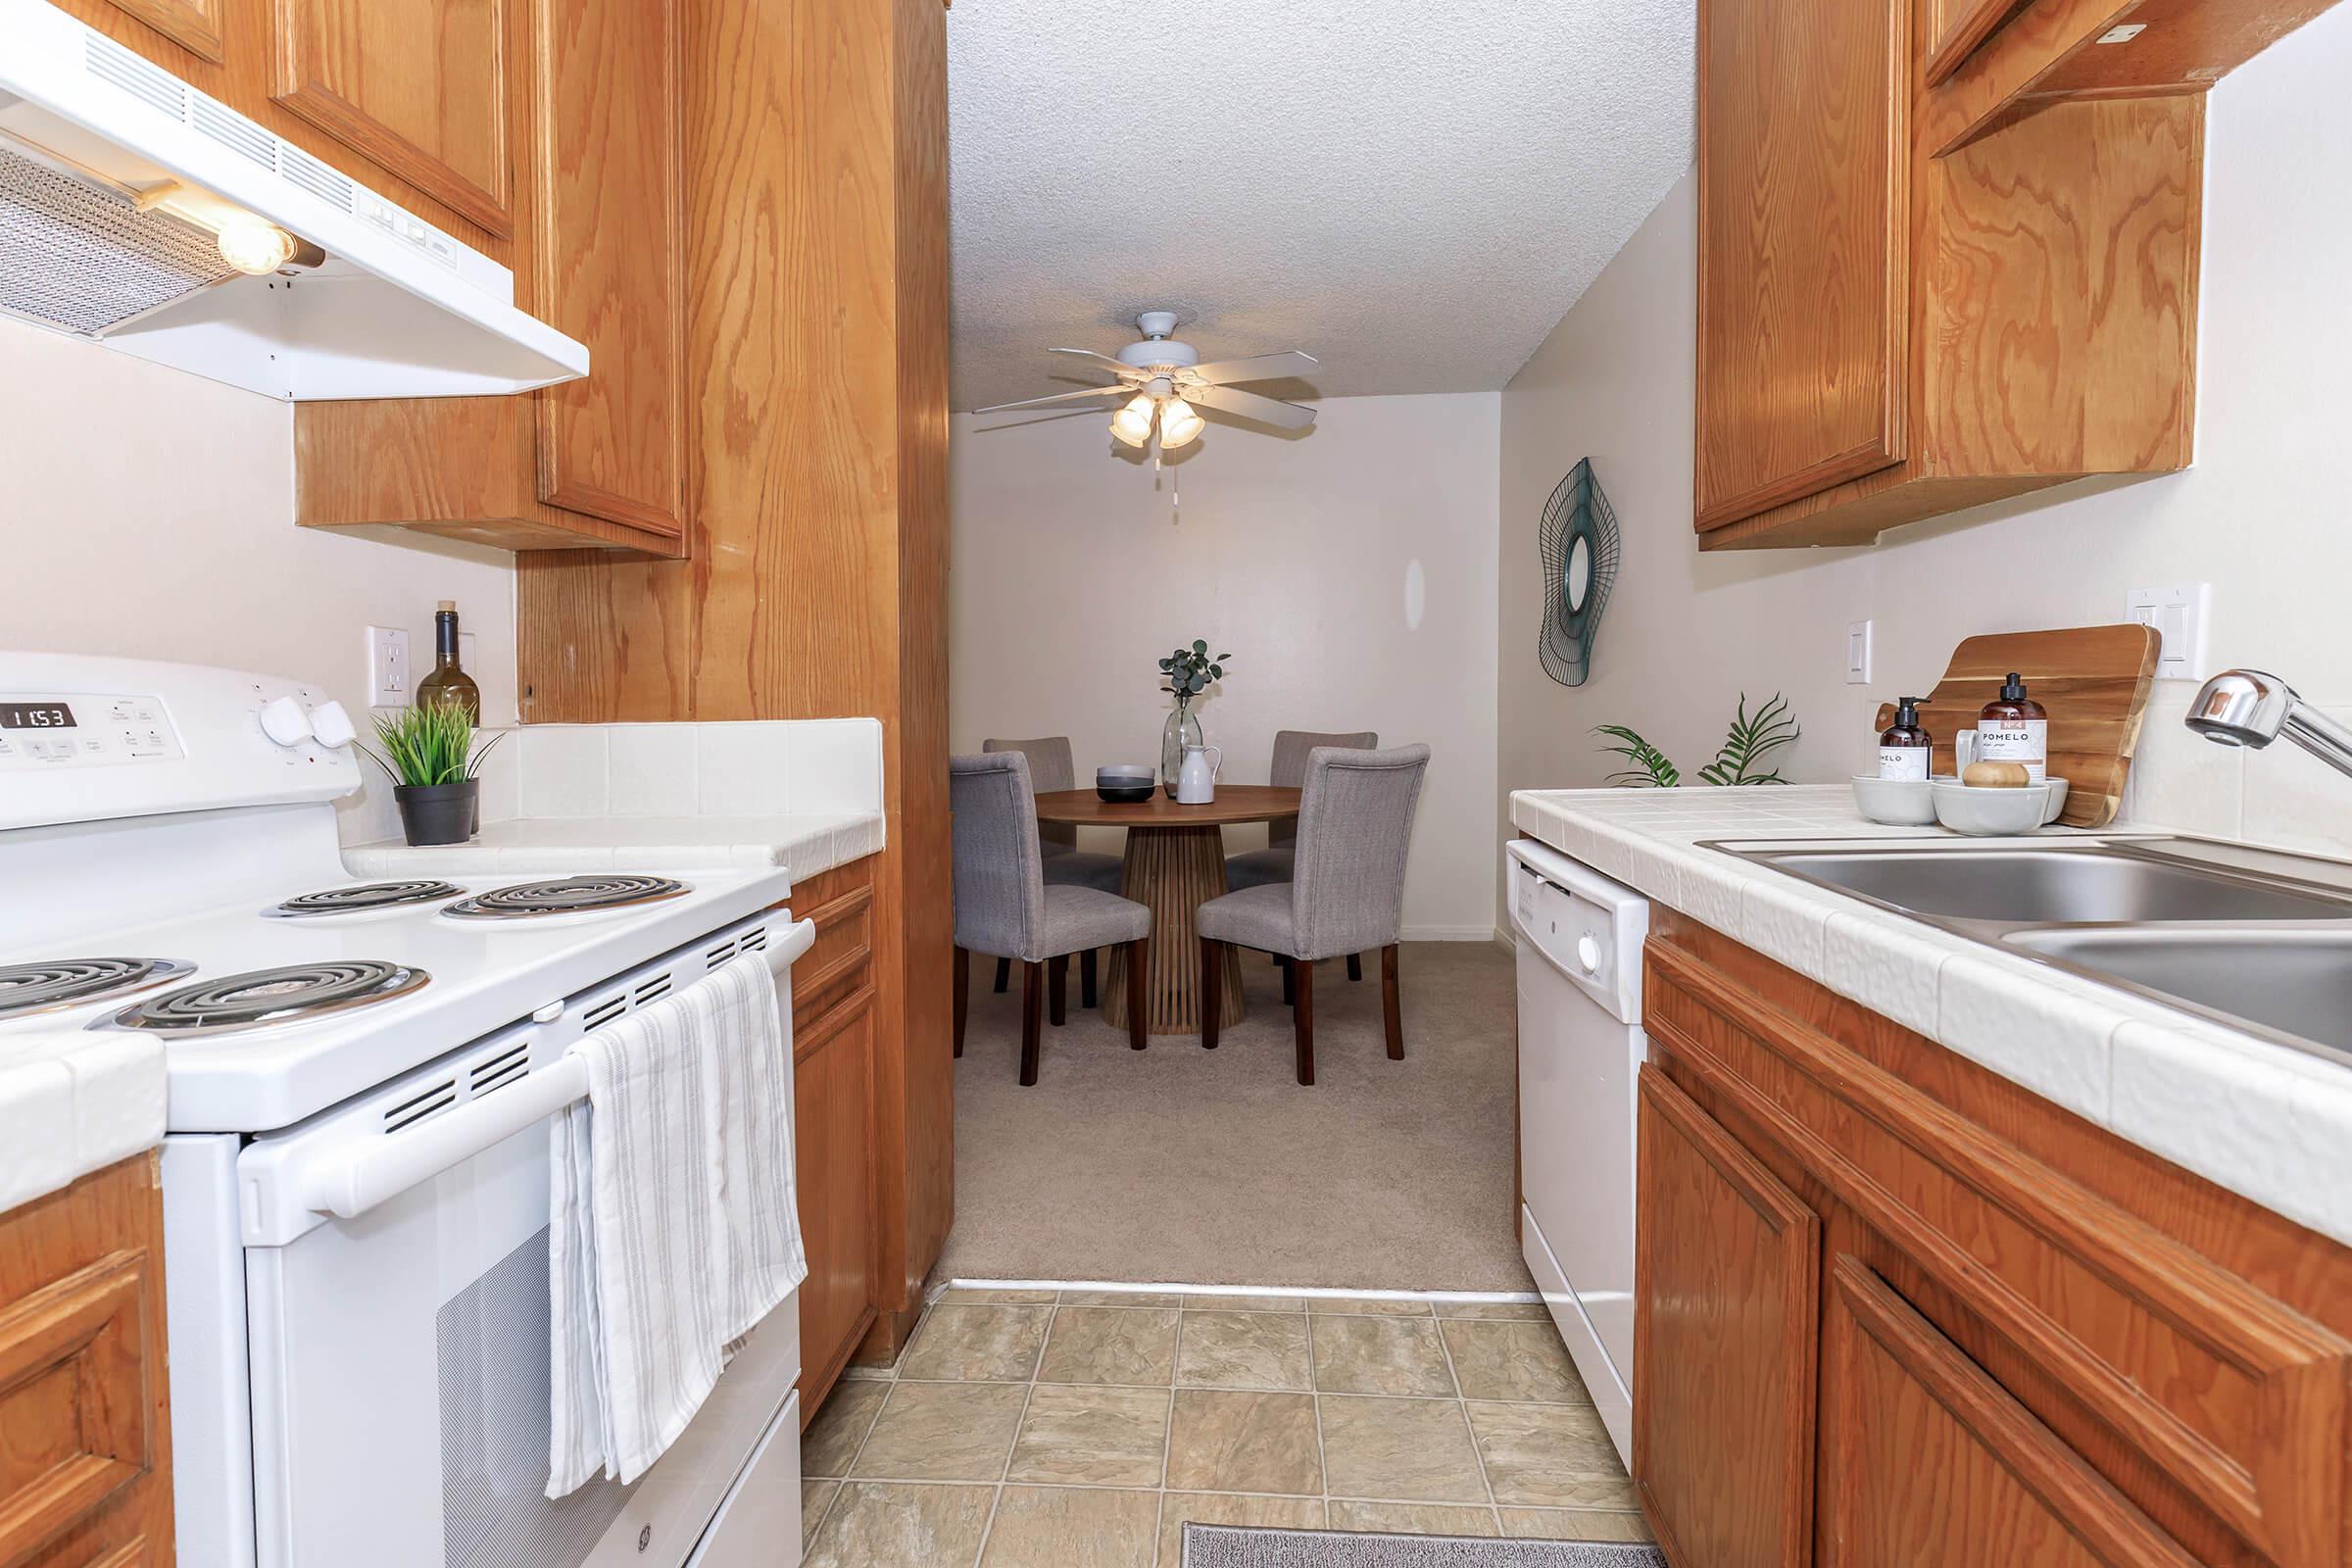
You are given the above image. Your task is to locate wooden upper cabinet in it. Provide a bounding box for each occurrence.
[1694,0,1909,533]
[99,0,226,61]
[1633,1065,1819,1568]
[269,0,514,236]
[1821,1258,2199,1568]
[527,0,685,539]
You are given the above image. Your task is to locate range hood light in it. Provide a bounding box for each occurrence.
[214,217,297,276]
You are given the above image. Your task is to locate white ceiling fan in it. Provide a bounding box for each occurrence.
[974,311,1319,452]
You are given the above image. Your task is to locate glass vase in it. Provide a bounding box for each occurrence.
[1161,699,1203,796]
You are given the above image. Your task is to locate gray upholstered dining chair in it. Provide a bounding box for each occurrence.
[951,752,1150,1084]
[1196,744,1430,1085]
[1226,728,1377,980]
[983,735,1126,1006]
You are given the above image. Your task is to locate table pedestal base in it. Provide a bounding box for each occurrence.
[1102,824,1247,1035]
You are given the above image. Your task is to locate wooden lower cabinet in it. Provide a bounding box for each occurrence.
[790,858,881,1420]
[1634,910,2352,1568]
[0,1153,173,1568]
[1634,1066,1818,1568]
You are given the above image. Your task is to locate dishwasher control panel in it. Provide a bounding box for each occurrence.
[1507,841,1648,1021]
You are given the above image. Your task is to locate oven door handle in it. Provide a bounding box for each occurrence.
[291,918,816,1225]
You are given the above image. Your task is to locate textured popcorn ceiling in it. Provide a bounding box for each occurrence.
[946,0,1696,412]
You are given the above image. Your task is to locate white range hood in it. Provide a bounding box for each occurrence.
[0,0,587,399]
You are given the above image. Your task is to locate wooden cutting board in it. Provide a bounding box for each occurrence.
[1874,623,2160,828]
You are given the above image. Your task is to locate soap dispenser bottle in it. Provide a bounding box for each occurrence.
[1878,697,1933,781]
[1977,672,2048,781]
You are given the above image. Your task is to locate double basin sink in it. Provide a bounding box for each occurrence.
[1719,837,2352,1068]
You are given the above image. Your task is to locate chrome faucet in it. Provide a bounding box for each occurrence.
[2185,669,2352,780]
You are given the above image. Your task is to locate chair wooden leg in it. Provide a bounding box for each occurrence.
[1049,955,1068,1026]
[1020,961,1044,1085]
[1293,956,1315,1086]
[1348,953,1362,982]
[994,956,1010,994]
[1200,939,1223,1050]
[1128,939,1148,1050]
[953,946,968,1058]
[1281,956,1295,1006]
[1081,949,1099,1010]
[1382,943,1403,1060]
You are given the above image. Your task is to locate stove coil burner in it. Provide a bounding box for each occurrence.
[0,957,196,1021]
[108,960,429,1035]
[441,875,690,919]
[269,880,466,917]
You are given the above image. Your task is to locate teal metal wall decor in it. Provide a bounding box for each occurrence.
[1537,458,1620,687]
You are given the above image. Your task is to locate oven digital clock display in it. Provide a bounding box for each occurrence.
[0,703,76,730]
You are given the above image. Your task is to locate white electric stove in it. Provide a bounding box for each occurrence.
[0,653,812,1568]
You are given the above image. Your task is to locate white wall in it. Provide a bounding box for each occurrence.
[951,392,1502,938]
[0,318,517,846]
[1499,3,2352,928]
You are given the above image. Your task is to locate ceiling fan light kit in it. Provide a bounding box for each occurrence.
[975,309,1322,459]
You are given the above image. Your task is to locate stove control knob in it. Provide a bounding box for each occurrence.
[308,700,357,749]
[259,695,315,748]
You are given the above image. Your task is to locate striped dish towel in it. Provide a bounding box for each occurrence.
[547,952,808,1497]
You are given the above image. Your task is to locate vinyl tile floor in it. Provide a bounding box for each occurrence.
[798,1289,1650,1567]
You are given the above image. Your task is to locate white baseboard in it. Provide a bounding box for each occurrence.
[1400,923,1504,942]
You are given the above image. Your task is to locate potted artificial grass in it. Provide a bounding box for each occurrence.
[359,702,502,846]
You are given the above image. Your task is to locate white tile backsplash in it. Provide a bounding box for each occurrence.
[517,725,610,818]
[609,724,700,816]
[468,718,883,822]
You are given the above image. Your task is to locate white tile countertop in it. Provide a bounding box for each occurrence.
[1510,784,2352,1250]
[345,810,885,879]
[0,1029,165,1213]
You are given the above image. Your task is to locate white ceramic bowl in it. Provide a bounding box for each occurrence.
[2041,776,2071,824]
[1931,779,2050,836]
[1850,775,1936,826]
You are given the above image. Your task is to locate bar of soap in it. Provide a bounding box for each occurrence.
[1962,760,2033,789]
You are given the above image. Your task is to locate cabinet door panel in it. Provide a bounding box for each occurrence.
[1633,1065,1819,1568]
[529,0,685,538]
[1694,0,1908,531]
[270,0,513,235]
[794,993,878,1408]
[98,0,225,61]
[1823,1255,2198,1568]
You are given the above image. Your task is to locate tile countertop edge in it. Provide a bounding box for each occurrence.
[343,811,888,885]
[1508,785,2352,1250]
[0,1032,166,1215]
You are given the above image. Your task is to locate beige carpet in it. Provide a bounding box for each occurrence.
[936,941,1534,1292]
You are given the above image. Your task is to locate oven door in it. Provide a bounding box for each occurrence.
[233,926,809,1568]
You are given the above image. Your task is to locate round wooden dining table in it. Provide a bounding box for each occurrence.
[1032,785,1302,1035]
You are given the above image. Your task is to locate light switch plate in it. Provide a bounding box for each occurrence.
[1845,619,1874,685]
[368,625,412,707]
[2126,584,2209,681]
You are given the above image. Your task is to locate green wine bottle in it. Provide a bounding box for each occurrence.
[415,600,482,724]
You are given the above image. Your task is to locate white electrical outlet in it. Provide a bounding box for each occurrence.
[1845,619,1874,684]
[368,625,412,707]
[2126,584,2210,681]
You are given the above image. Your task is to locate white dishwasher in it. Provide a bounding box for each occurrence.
[1508,838,1647,1465]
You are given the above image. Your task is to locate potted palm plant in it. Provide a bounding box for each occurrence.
[359,703,502,845]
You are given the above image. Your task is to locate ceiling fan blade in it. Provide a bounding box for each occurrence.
[1047,348,1145,377]
[972,385,1132,415]
[1186,382,1317,430]
[1184,350,1319,386]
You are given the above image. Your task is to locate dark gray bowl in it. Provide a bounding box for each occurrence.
[1097,782,1155,803]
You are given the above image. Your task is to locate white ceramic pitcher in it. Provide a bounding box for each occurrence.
[1175,743,1222,805]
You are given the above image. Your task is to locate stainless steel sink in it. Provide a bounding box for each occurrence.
[1713,837,2352,1069]
[1746,845,2352,926]
[2004,928,2352,1056]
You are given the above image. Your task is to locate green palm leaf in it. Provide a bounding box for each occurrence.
[1592,724,1679,788]
[1696,692,1799,786]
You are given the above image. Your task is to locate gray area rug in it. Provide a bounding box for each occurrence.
[1183,1524,1667,1566]
[940,940,1530,1290]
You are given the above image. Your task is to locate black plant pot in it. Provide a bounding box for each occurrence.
[395,780,479,846]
